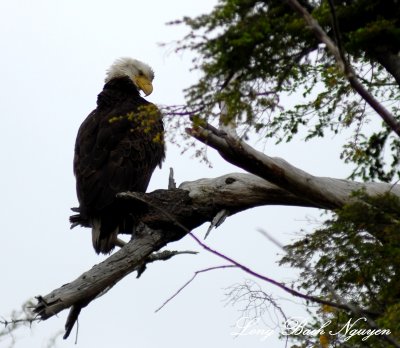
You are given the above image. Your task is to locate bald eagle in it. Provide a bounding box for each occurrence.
[73,57,165,254]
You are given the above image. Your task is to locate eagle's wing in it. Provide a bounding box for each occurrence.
[74,102,164,213]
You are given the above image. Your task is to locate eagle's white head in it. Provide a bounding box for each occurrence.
[105,57,155,96]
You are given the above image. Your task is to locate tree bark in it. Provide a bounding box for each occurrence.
[187,126,400,209]
[33,116,400,338]
[34,164,399,334]
[373,50,400,87]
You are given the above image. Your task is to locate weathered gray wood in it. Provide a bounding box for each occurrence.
[34,172,399,321]
[35,226,165,319]
[188,128,400,209]
[34,161,399,338]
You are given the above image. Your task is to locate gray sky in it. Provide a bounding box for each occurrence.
[0,1,352,347]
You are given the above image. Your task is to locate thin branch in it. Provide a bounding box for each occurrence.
[224,279,289,335]
[133,194,378,316]
[147,250,198,262]
[0,317,39,328]
[188,231,375,314]
[205,209,230,239]
[258,228,400,348]
[137,250,198,278]
[327,0,346,66]
[168,168,177,189]
[0,303,40,347]
[284,0,400,137]
[155,265,237,313]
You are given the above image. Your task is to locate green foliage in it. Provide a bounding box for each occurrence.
[342,127,400,182]
[169,0,400,181]
[167,3,400,345]
[109,105,164,143]
[280,191,400,346]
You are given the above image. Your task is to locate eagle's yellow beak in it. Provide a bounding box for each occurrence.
[134,76,153,96]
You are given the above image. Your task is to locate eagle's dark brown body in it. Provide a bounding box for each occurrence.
[74,76,165,253]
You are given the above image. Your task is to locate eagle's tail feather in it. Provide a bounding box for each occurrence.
[91,218,119,254]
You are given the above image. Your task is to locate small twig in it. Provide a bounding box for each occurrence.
[137,250,198,278]
[64,305,81,339]
[205,209,230,239]
[0,317,38,327]
[74,320,79,345]
[168,168,176,189]
[148,250,198,262]
[327,0,346,67]
[1,318,35,325]
[115,238,126,248]
[155,265,237,313]
[225,278,289,344]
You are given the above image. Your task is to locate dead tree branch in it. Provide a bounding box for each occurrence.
[33,165,399,337]
[187,127,400,209]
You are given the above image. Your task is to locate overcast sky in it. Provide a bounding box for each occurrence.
[0,1,353,347]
